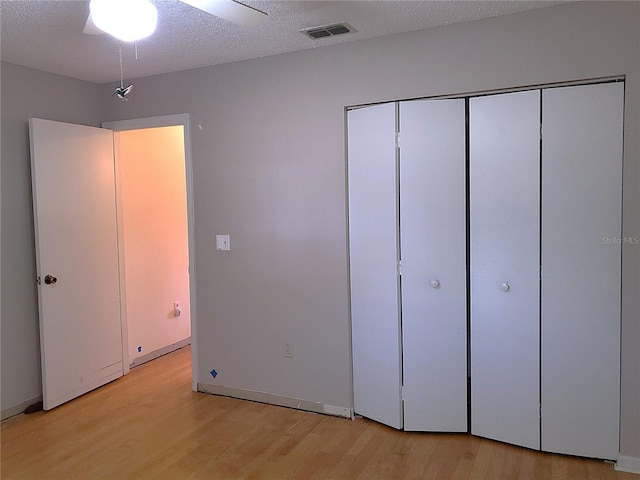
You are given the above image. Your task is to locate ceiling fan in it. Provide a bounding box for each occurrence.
[84,0,268,39]
[85,0,266,101]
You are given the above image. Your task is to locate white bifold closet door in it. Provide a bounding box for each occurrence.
[541,82,623,459]
[470,90,541,450]
[349,99,468,432]
[348,102,403,429]
[400,99,468,431]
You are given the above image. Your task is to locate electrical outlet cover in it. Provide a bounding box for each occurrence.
[216,234,230,251]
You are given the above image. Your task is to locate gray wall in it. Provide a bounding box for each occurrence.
[1,63,103,413]
[100,1,640,456]
[2,1,638,457]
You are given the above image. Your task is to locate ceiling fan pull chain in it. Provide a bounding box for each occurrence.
[113,41,133,101]
[119,41,124,89]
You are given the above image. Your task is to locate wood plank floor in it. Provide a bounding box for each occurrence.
[1,347,634,480]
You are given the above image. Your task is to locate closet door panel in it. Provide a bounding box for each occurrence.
[400,98,468,431]
[541,83,623,459]
[348,103,403,429]
[470,90,541,450]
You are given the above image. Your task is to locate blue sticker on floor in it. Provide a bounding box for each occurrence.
[210,369,218,378]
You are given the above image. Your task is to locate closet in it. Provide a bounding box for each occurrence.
[348,81,623,460]
[348,98,468,433]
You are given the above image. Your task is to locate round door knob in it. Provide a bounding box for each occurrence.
[430,279,440,289]
[500,282,510,293]
[44,274,58,285]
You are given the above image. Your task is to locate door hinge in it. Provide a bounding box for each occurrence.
[401,385,405,401]
[396,132,401,149]
[397,260,402,276]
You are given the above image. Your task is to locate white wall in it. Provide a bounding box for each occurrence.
[99,2,640,456]
[117,126,190,363]
[1,62,103,415]
[2,1,638,458]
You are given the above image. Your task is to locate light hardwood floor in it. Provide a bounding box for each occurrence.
[1,347,634,480]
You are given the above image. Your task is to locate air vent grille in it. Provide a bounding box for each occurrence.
[300,23,356,40]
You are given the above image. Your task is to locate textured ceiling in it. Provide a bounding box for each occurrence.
[1,0,567,84]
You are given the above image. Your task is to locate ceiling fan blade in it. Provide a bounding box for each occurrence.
[180,0,267,28]
[83,12,106,35]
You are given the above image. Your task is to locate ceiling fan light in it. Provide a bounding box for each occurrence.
[90,0,157,42]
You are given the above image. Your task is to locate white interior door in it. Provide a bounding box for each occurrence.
[469,91,541,450]
[400,98,468,431]
[29,118,123,410]
[541,82,623,459]
[348,103,403,429]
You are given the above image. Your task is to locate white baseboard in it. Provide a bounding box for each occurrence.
[198,382,353,419]
[616,455,640,474]
[130,337,191,368]
[1,395,43,421]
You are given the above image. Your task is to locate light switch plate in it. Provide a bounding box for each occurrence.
[216,235,230,251]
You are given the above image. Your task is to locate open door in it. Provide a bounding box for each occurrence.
[29,118,123,410]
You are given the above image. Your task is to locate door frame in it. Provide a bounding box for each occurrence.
[103,114,198,391]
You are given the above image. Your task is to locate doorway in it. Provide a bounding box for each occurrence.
[117,125,190,367]
[104,114,197,387]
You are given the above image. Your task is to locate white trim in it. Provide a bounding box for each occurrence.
[198,383,353,419]
[130,338,191,368]
[616,455,640,474]
[322,403,353,418]
[111,132,130,375]
[102,114,198,392]
[1,395,43,421]
[346,76,625,111]
[102,114,190,131]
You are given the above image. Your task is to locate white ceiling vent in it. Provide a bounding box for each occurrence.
[300,23,356,40]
